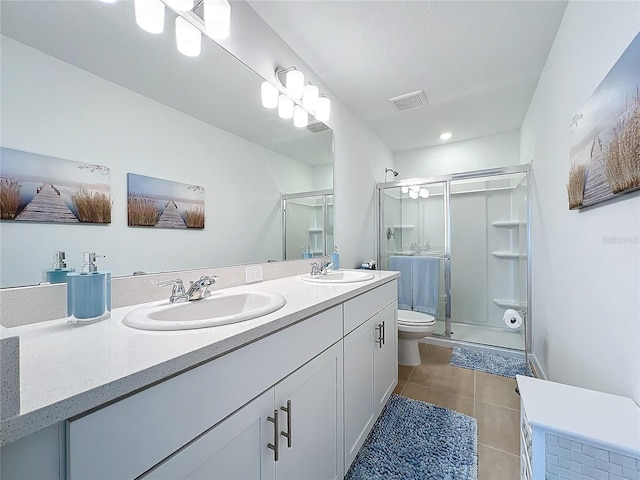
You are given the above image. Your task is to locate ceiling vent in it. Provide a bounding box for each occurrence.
[389,90,428,112]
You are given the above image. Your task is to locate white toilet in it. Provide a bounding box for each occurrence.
[397,310,436,366]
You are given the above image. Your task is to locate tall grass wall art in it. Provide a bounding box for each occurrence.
[568,32,640,209]
[127,173,204,229]
[0,148,111,223]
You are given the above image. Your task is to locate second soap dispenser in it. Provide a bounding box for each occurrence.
[67,252,111,324]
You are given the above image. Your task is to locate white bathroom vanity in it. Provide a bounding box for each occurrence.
[0,269,399,479]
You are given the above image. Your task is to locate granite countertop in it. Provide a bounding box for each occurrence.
[1,270,399,446]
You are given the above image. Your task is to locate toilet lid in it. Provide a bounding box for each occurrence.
[398,310,435,326]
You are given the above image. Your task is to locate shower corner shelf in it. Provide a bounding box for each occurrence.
[492,220,527,228]
[493,298,527,309]
[492,251,527,259]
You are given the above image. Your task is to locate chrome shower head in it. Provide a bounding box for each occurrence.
[385,168,399,177]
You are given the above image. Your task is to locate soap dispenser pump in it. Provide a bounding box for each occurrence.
[330,245,340,270]
[43,251,75,284]
[67,252,111,324]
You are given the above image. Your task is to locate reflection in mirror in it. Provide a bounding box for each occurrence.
[0,0,334,288]
[282,191,334,260]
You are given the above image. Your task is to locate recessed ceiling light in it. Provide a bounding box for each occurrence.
[440,131,452,141]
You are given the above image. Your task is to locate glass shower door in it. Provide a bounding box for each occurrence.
[379,182,448,335]
[448,172,528,350]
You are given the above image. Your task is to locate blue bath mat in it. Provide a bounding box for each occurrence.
[345,394,478,480]
[450,347,529,378]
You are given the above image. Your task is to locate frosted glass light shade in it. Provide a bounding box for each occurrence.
[166,0,194,11]
[409,190,419,199]
[134,0,165,34]
[293,105,308,128]
[175,17,201,57]
[204,0,231,40]
[419,188,430,198]
[286,70,304,99]
[278,95,294,119]
[261,82,279,109]
[401,186,409,194]
[302,84,319,112]
[315,96,331,122]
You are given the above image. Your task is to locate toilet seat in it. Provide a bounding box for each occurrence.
[398,310,435,326]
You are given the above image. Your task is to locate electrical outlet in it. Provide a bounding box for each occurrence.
[245,265,263,284]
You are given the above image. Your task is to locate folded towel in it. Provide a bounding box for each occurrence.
[388,255,413,311]
[412,256,440,316]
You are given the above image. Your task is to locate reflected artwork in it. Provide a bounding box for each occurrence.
[127,173,204,229]
[0,147,111,223]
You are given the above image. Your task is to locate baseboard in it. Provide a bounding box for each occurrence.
[529,353,547,380]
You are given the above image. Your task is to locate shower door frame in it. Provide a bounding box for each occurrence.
[375,164,531,353]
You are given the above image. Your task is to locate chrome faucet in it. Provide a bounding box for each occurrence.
[310,261,334,276]
[159,275,217,302]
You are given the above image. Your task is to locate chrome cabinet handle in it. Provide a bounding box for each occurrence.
[280,400,292,448]
[376,323,383,348]
[267,410,279,461]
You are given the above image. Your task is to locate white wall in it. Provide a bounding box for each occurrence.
[521,2,640,402]
[0,36,314,286]
[394,130,521,179]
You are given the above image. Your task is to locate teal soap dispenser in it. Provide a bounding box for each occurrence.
[43,251,75,284]
[331,245,340,270]
[67,252,111,324]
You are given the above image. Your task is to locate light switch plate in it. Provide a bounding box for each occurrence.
[245,265,263,284]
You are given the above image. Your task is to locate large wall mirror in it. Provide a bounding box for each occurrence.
[0,0,334,288]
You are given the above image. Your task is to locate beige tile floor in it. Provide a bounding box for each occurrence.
[394,343,521,480]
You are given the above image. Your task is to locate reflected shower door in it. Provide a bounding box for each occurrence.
[449,172,528,350]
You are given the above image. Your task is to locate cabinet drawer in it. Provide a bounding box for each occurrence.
[67,305,342,480]
[343,280,397,334]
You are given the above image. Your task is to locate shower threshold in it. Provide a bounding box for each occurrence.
[433,319,524,351]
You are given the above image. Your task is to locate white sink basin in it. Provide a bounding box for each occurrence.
[301,270,375,284]
[123,291,287,331]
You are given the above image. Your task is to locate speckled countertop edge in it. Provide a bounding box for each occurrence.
[1,271,399,446]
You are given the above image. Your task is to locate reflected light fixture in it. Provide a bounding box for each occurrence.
[134,0,165,34]
[302,84,319,112]
[204,0,231,40]
[293,105,308,128]
[408,189,419,199]
[286,69,304,99]
[175,16,201,57]
[401,186,409,194]
[166,0,194,11]
[98,0,118,3]
[440,131,453,141]
[278,94,294,119]
[419,188,430,199]
[261,82,279,109]
[315,95,331,122]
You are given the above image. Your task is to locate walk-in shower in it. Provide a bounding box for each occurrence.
[376,166,530,352]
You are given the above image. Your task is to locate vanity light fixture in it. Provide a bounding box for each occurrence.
[285,69,304,99]
[175,16,201,57]
[419,188,430,199]
[439,131,453,141]
[261,82,279,109]
[293,105,308,128]
[408,189,419,200]
[315,95,331,123]
[134,0,165,34]
[401,186,409,194]
[302,84,320,112]
[278,94,294,119]
[204,0,231,40]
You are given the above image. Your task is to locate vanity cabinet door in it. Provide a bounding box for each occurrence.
[142,391,276,480]
[343,300,398,474]
[373,302,398,415]
[275,342,344,480]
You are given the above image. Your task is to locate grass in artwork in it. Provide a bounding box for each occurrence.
[567,163,586,209]
[0,178,22,219]
[73,188,112,223]
[128,194,159,226]
[184,207,205,229]
[604,89,640,193]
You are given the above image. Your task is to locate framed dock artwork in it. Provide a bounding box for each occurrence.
[567,31,640,210]
[0,147,111,223]
[127,173,205,229]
